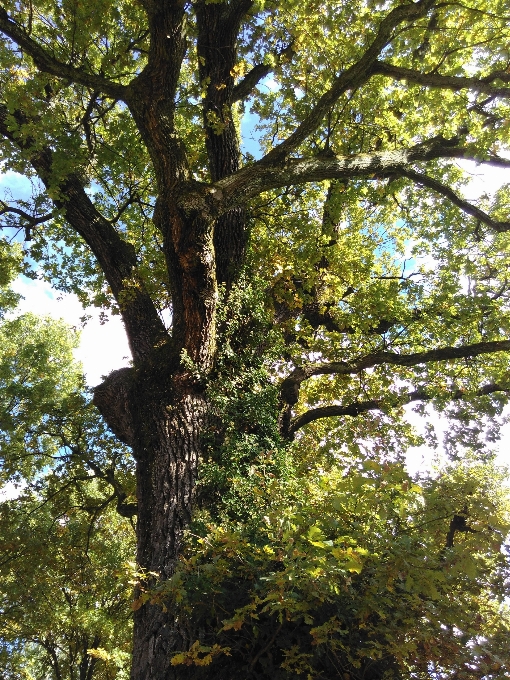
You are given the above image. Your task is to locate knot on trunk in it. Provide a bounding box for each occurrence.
[93,367,135,448]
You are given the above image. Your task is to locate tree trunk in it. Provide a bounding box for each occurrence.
[94,6,248,676]
[130,380,207,679]
[93,344,209,680]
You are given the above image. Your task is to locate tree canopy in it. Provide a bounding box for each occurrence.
[1,0,510,678]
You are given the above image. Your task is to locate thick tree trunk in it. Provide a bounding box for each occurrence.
[130,380,207,679]
[94,357,209,679]
[96,6,249,677]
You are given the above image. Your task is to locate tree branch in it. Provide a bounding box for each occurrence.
[280,339,510,406]
[286,382,510,438]
[373,61,510,97]
[260,0,436,165]
[85,458,138,518]
[221,0,253,29]
[232,43,295,103]
[0,201,52,238]
[212,137,510,211]
[0,104,167,361]
[232,63,272,103]
[0,6,128,99]
[398,168,510,232]
[0,203,51,224]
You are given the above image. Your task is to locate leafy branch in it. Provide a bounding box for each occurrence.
[285,382,510,438]
[0,6,128,99]
[261,0,437,165]
[0,103,166,361]
[84,458,137,519]
[398,168,510,233]
[281,339,510,404]
[373,60,510,97]
[279,339,510,436]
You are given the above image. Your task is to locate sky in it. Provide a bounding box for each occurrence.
[1,147,510,495]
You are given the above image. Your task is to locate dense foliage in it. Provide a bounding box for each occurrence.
[1,0,510,678]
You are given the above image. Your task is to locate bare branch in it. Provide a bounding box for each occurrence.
[399,168,510,232]
[0,6,128,99]
[210,137,510,210]
[373,60,510,97]
[0,203,51,224]
[287,382,510,438]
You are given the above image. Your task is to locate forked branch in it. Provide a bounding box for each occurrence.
[285,382,510,438]
[0,202,52,239]
[232,43,295,103]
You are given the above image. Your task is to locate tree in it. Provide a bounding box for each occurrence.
[0,491,134,680]
[1,0,510,677]
[0,259,135,679]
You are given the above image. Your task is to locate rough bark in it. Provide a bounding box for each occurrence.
[130,385,207,679]
[195,0,250,288]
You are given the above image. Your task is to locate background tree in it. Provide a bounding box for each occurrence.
[0,254,135,680]
[0,493,134,680]
[1,0,510,678]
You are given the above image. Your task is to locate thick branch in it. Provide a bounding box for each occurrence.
[287,382,509,437]
[212,139,510,210]
[0,7,127,99]
[373,61,510,97]
[195,0,252,288]
[93,368,136,447]
[261,0,436,165]
[399,168,510,232]
[445,511,477,548]
[126,4,189,186]
[0,104,166,360]
[280,339,510,405]
[221,0,253,30]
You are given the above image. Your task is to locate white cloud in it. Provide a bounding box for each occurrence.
[11,276,131,387]
[0,480,26,502]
